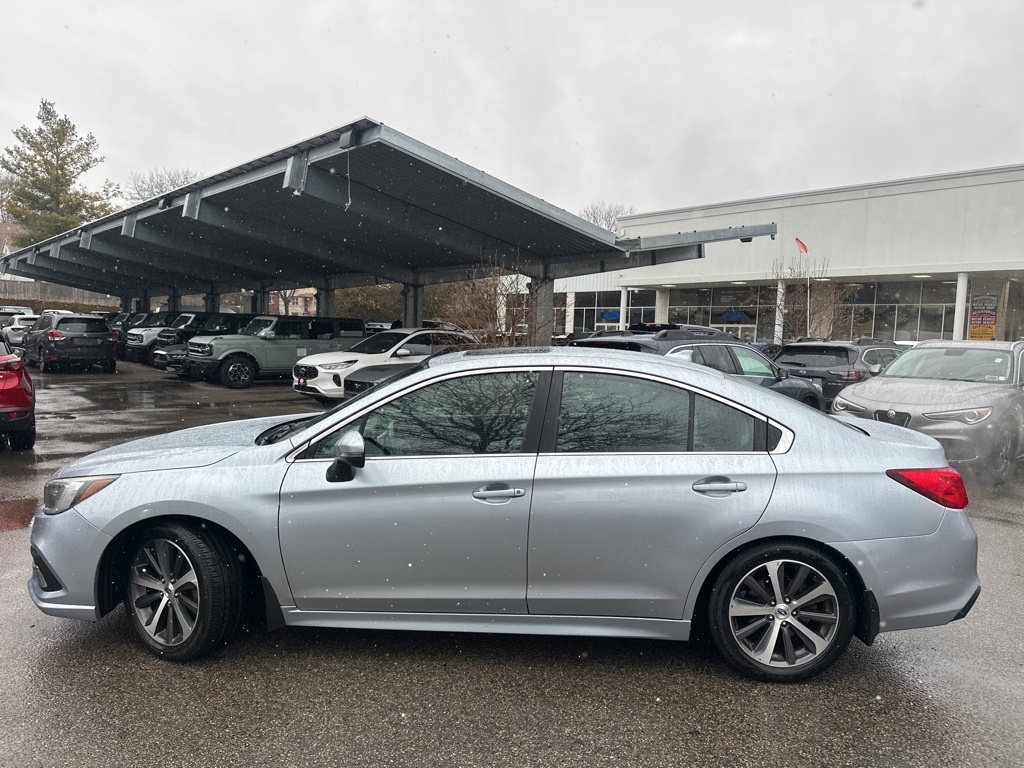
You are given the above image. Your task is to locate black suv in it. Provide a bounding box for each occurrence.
[571,325,825,409]
[772,338,903,406]
[23,313,117,373]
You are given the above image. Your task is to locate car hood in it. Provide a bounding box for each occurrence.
[298,351,379,366]
[842,376,1008,407]
[54,414,303,478]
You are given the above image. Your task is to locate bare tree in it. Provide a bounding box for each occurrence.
[426,259,534,346]
[123,167,202,203]
[578,201,636,232]
[772,257,855,340]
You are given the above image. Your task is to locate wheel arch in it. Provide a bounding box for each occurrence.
[218,351,261,371]
[95,514,284,630]
[688,534,873,644]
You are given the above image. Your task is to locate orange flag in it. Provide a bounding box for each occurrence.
[795,237,808,254]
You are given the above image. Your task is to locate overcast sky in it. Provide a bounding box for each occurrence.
[2,0,1022,219]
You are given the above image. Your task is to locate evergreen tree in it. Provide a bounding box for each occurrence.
[0,99,119,247]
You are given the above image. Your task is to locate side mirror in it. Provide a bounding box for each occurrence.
[775,366,789,380]
[394,348,412,358]
[868,364,883,375]
[326,431,366,483]
[258,329,276,339]
[12,347,25,359]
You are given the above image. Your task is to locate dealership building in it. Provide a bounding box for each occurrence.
[558,163,1024,343]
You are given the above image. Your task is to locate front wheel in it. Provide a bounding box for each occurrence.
[707,541,855,682]
[123,522,244,661]
[986,424,1016,486]
[219,356,256,389]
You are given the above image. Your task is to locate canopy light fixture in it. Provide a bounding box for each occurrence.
[912,274,932,279]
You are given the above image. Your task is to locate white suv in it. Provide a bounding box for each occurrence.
[293,328,474,401]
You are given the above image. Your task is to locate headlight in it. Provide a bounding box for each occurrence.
[831,396,866,413]
[42,476,119,516]
[923,407,993,425]
[321,361,357,371]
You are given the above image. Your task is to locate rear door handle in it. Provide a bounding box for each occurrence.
[692,480,748,495]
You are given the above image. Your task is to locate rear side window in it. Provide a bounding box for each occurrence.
[275,320,307,339]
[695,345,738,374]
[775,346,854,367]
[555,372,757,453]
[58,319,109,334]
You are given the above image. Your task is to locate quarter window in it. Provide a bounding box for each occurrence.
[555,372,757,453]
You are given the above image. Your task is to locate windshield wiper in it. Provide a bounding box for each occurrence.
[256,416,317,445]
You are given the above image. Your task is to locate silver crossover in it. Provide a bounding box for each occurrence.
[28,348,979,682]
[833,339,1024,485]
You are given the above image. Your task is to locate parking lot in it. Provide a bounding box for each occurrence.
[1,362,1023,767]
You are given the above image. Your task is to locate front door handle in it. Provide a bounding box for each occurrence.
[472,484,526,504]
[692,479,748,495]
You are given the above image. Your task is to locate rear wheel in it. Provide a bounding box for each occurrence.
[123,522,244,661]
[103,359,117,373]
[708,541,855,682]
[39,357,53,374]
[219,356,256,389]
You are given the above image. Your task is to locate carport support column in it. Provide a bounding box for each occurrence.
[251,286,270,314]
[402,284,423,328]
[953,272,969,340]
[167,289,181,313]
[655,289,670,324]
[138,289,150,313]
[120,296,132,312]
[204,287,221,313]
[317,285,334,318]
[528,277,555,346]
[618,288,628,331]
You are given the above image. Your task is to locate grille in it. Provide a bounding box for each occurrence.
[188,342,211,356]
[294,365,319,380]
[126,332,143,344]
[873,410,911,428]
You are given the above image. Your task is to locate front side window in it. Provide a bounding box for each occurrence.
[241,318,275,336]
[732,346,775,376]
[555,372,757,453]
[314,371,538,458]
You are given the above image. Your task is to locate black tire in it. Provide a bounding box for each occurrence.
[145,345,158,366]
[219,355,256,389]
[103,359,117,373]
[38,357,53,374]
[986,423,1016,486]
[707,541,855,682]
[9,420,36,450]
[123,522,244,661]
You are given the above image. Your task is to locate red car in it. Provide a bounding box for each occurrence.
[0,338,34,450]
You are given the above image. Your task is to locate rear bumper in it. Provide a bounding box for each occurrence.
[831,506,980,633]
[0,406,34,432]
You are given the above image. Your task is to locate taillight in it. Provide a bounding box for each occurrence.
[886,468,968,509]
[47,330,65,341]
[0,356,23,372]
[827,368,863,382]
[108,331,118,342]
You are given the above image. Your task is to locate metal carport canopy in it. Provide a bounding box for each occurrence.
[0,116,776,322]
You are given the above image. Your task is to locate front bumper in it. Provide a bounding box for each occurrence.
[293,370,347,400]
[27,507,113,622]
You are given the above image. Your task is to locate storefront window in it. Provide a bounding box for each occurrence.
[873,305,896,339]
[918,306,945,340]
[852,306,874,337]
[876,281,922,305]
[921,281,957,304]
[895,305,920,341]
[843,283,876,305]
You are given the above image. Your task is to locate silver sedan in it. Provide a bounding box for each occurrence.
[28,348,979,682]
[833,339,1024,484]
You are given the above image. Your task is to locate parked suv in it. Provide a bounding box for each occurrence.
[125,312,211,365]
[572,327,824,409]
[152,313,255,374]
[1,314,41,346]
[0,338,34,449]
[186,315,367,388]
[292,327,476,402]
[24,313,117,373]
[772,338,902,406]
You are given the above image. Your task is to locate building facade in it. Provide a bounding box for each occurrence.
[558,164,1024,342]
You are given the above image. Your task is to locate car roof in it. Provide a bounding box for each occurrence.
[915,339,1024,350]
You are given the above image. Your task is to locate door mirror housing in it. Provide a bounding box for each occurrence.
[11,347,25,359]
[868,364,883,375]
[775,366,789,380]
[326,431,366,483]
[394,348,412,358]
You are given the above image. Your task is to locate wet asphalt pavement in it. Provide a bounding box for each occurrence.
[1,364,1022,767]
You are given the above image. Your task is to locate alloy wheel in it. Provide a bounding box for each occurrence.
[129,537,201,647]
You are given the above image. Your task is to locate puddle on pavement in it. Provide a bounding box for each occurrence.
[0,498,37,531]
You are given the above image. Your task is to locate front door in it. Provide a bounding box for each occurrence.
[279,369,544,613]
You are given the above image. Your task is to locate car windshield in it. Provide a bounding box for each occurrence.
[882,346,1013,382]
[170,314,195,328]
[240,318,275,335]
[348,331,407,355]
[775,346,854,367]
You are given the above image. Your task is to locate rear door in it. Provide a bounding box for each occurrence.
[527,369,777,619]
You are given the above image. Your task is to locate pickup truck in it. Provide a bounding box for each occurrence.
[185,315,366,388]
